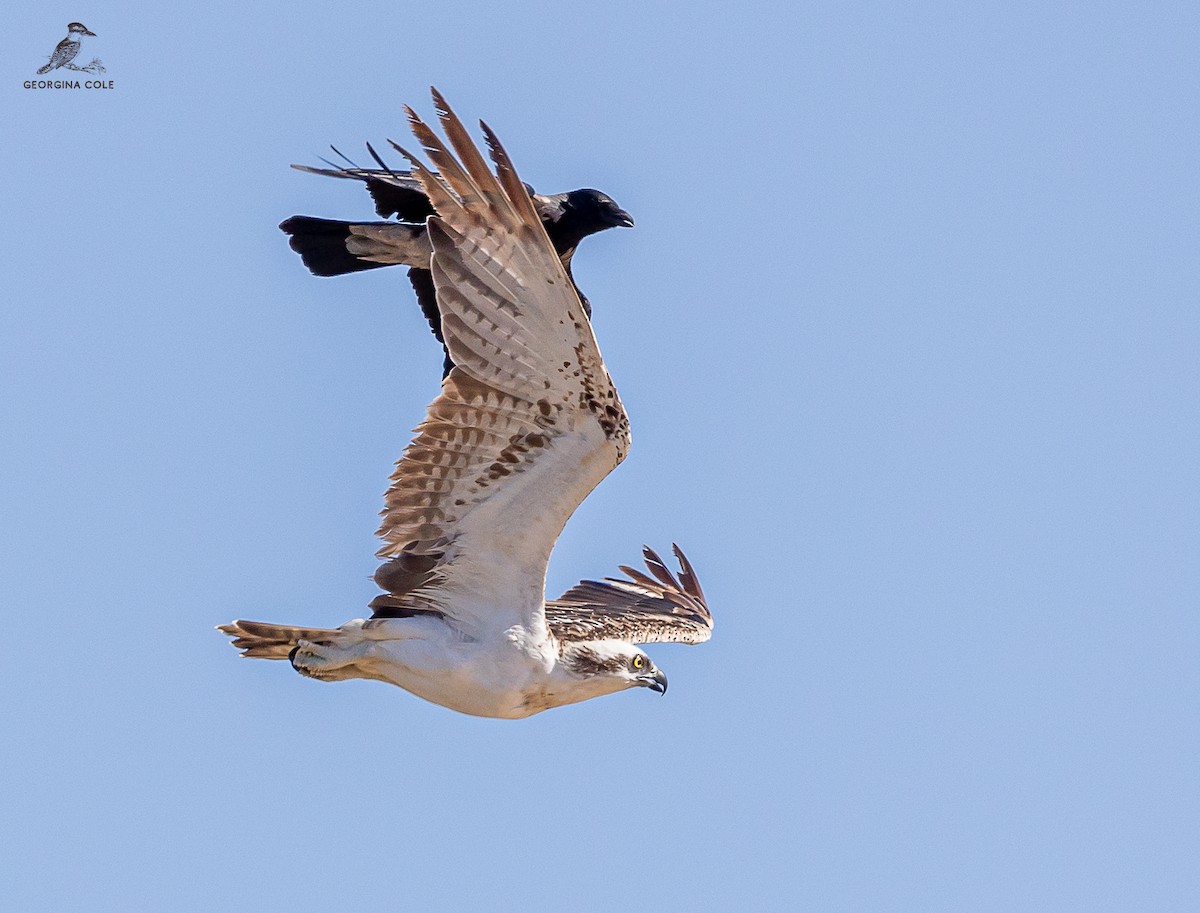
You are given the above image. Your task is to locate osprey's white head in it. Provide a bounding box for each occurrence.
[558,640,668,697]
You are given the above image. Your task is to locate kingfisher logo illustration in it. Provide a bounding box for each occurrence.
[38,22,104,73]
[24,21,114,89]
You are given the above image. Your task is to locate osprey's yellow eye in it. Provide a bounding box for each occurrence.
[631,655,645,671]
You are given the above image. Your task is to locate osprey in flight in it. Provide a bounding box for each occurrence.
[220,91,711,718]
[279,148,633,377]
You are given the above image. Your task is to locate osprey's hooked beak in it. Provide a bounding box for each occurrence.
[641,668,668,695]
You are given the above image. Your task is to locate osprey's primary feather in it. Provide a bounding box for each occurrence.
[546,544,712,645]
[220,91,709,718]
[280,144,633,377]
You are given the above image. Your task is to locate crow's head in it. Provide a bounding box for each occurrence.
[542,189,634,256]
[564,189,635,231]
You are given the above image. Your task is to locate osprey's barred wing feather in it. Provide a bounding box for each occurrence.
[290,159,437,223]
[371,90,629,636]
[547,545,712,645]
[291,158,533,224]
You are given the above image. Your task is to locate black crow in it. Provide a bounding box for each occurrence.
[280,148,633,377]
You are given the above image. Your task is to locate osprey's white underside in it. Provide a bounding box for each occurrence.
[291,617,637,719]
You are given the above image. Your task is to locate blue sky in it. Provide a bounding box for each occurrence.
[3,2,1197,910]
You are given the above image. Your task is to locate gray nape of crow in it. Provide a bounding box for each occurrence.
[280,154,633,378]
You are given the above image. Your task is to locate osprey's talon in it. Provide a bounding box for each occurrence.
[289,640,339,677]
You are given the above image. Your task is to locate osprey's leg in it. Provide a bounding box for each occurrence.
[289,640,371,681]
[289,616,451,682]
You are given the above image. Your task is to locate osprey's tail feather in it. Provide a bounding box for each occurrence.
[218,619,342,660]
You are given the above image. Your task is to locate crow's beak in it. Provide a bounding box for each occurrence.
[611,208,635,228]
[641,669,668,695]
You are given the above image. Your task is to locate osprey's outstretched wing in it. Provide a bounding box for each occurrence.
[369,90,630,641]
[546,545,713,645]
